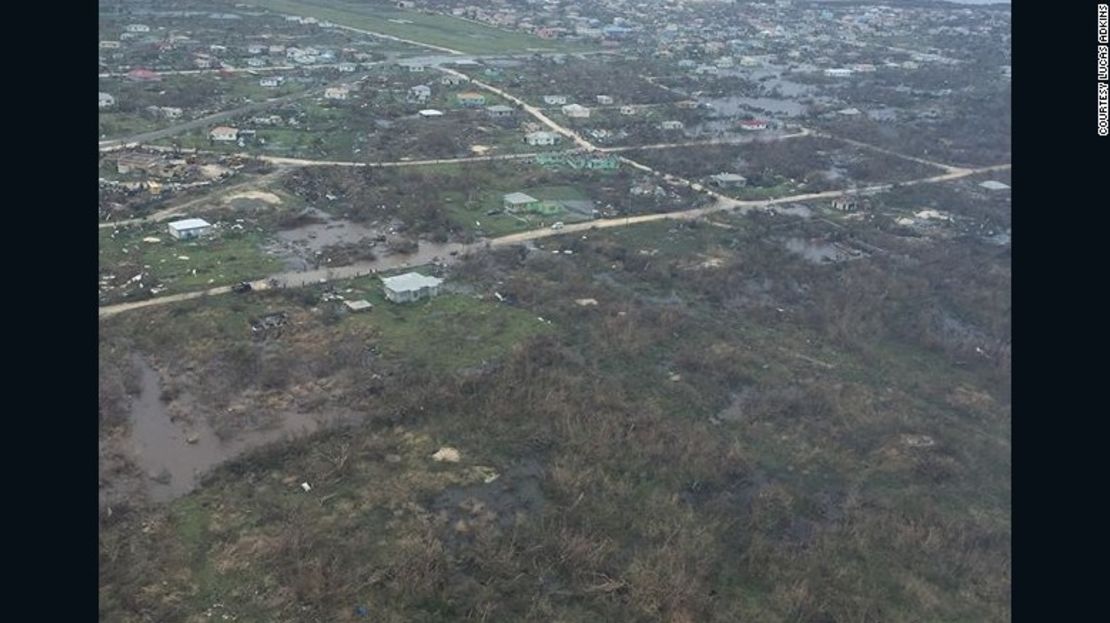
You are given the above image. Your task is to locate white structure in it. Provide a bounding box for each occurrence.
[167,218,213,240]
[418,109,445,118]
[661,120,685,130]
[486,104,515,117]
[596,95,613,105]
[259,76,284,88]
[382,272,443,303]
[503,192,540,212]
[543,95,568,105]
[979,180,1010,191]
[344,299,373,313]
[99,92,115,109]
[695,64,719,75]
[562,104,590,118]
[441,74,465,86]
[710,173,747,187]
[409,85,432,101]
[824,68,853,77]
[324,86,351,100]
[209,126,239,142]
[525,131,560,146]
[99,40,121,49]
[619,105,636,115]
[338,62,357,72]
[125,24,151,33]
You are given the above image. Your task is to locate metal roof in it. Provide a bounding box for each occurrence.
[168,218,212,230]
[381,272,443,293]
[503,192,539,204]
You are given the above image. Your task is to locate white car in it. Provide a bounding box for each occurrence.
[551,222,565,230]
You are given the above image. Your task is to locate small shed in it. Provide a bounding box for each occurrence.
[382,272,443,304]
[344,299,373,313]
[168,218,213,240]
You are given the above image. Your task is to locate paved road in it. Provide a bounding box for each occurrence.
[98,162,1009,319]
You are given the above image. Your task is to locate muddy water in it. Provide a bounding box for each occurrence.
[128,357,336,502]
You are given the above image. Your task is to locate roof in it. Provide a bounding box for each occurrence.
[503,192,539,204]
[978,180,1010,190]
[418,109,444,116]
[344,299,373,311]
[487,105,514,112]
[210,125,237,134]
[526,131,558,139]
[457,91,485,98]
[381,272,443,293]
[168,218,212,230]
[712,173,747,182]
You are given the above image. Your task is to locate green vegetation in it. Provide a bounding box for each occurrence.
[243,0,592,54]
[99,224,282,304]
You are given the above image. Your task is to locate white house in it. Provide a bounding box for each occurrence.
[710,173,747,188]
[562,103,590,118]
[209,126,239,142]
[525,131,560,146]
[824,68,853,77]
[382,272,443,303]
[99,40,121,49]
[409,85,432,101]
[247,44,264,55]
[486,104,515,118]
[338,62,357,72]
[99,92,115,109]
[259,76,284,88]
[167,218,213,240]
[418,109,444,118]
[441,74,465,86]
[406,63,426,72]
[661,120,685,130]
[619,105,636,115]
[544,95,568,105]
[596,95,614,105]
[125,24,151,33]
[695,64,719,75]
[246,58,266,68]
[503,192,541,212]
[324,86,351,100]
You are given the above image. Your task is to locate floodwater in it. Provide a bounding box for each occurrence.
[270,207,388,269]
[127,357,338,502]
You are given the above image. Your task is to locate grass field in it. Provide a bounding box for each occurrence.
[99,225,282,304]
[243,0,592,54]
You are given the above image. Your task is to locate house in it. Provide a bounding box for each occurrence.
[268,45,286,55]
[259,76,284,88]
[675,100,698,109]
[694,64,719,75]
[126,68,161,82]
[246,58,266,68]
[486,104,515,118]
[525,131,560,146]
[715,56,735,68]
[503,192,541,213]
[441,74,465,86]
[125,24,151,33]
[247,44,264,55]
[99,92,115,109]
[836,108,861,116]
[824,68,853,77]
[382,272,443,303]
[406,63,426,73]
[739,119,769,131]
[409,85,432,101]
[543,95,568,105]
[831,199,859,211]
[167,218,213,240]
[209,126,239,142]
[418,109,444,118]
[710,173,747,188]
[596,95,614,105]
[661,120,685,130]
[116,152,163,175]
[338,62,357,72]
[160,107,183,120]
[324,86,351,100]
[456,92,486,107]
[562,103,590,118]
[619,105,636,115]
[99,40,121,49]
[344,299,373,313]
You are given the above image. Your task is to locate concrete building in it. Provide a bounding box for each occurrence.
[382,272,443,303]
[503,192,541,212]
[208,126,239,142]
[324,86,351,100]
[596,95,613,105]
[167,218,213,240]
[710,173,747,188]
[562,103,590,118]
[525,131,560,146]
[456,92,486,107]
[486,104,515,118]
[543,95,568,105]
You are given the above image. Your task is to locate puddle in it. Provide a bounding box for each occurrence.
[784,238,861,264]
[127,356,344,502]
